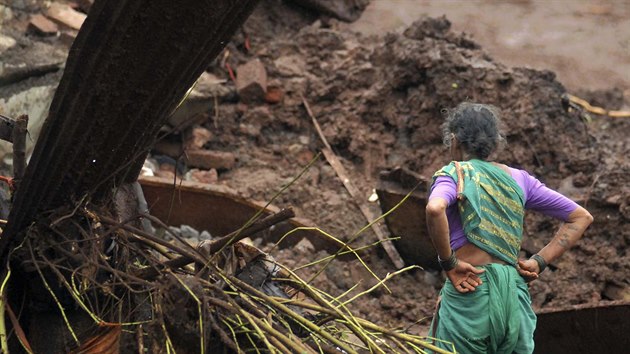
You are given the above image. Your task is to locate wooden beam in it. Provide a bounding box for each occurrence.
[302,96,405,269]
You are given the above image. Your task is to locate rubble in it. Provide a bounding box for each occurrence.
[27,14,59,36]
[0,0,629,351]
[235,59,267,103]
[186,149,236,170]
[184,125,213,150]
[45,2,86,30]
[186,168,219,184]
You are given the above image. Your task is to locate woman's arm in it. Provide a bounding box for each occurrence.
[425,197,452,260]
[426,197,485,292]
[538,206,593,264]
[518,206,593,278]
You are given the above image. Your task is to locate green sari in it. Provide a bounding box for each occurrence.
[433,159,525,264]
[429,160,536,353]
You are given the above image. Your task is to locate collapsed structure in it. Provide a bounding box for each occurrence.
[0,0,629,352]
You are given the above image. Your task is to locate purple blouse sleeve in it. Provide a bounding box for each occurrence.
[517,169,579,220]
[429,176,457,206]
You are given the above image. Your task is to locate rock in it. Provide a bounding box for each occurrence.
[184,126,213,150]
[186,149,236,170]
[296,149,315,165]
[294,237,315,254]
[168,72,231,129]
[0,5,13,23]
[0,35,16,53]
[298,135,310,145]
[236,59,267,103]
[154,169,175,180]
[28,14,59,36]
[0,86,56,159]
[179,224,200,239]
[265,86,284,104]
[194,72,230,97]
[187,168,219,184]
[238,123,261,137]
[46,2,87,30]
[273,55,306,77]
[59,30,78,47]
[199,230,212,241]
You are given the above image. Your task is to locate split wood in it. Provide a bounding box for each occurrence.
[12,115,28,185]
[301,95,405,269]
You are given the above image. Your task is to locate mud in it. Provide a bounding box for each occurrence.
[216,4,630,329]
[1,0,629,339]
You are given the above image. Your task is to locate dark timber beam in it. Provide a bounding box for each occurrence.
[0,0,260,261]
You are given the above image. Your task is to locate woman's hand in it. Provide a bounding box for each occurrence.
[445,259,485,293]
[517,258,540,282]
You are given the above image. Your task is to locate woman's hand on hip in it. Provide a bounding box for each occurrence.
[517,259,540,282]
[445,260,485,293]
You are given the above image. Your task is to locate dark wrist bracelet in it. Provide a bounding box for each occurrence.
[438,250,458,271]
[530,254,547,274]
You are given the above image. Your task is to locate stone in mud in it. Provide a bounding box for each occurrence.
[184,126,213,150]
[186,149,236,170]
[236,59,267,103]
[45,3,86,31]
[28,14,59,36]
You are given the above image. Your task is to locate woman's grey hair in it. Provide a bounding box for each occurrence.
[441,102,505,160]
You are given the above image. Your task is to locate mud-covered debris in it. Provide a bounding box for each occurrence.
[45,2,86,30]
[236,59,267,103]
[0,34,16,53]
[402,15,480,49]
[184,125,213,150]
[186,149,236,170]
[186,168,219,184]
[169,72,234,129]
[265,85,284,104]
[28,14,59,36]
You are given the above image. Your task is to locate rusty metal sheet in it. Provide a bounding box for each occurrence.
[534,301,630,353]
[139,176,337,252]
[375,167,439,270]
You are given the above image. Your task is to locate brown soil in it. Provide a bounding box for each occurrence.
[2,0,630,339]
[219,1,630,331]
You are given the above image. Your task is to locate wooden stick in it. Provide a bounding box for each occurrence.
[12,114,29,186]
[301,96,405,269]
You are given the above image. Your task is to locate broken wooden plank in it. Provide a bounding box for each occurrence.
[301,95,405,269]
[12,114,28,183]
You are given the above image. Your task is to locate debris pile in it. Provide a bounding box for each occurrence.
[1,0,630,351]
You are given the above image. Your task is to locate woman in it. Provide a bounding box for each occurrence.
[425,102,593,353]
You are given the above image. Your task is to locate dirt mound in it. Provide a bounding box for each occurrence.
[198,12,630,327]
[2,0,629,334]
